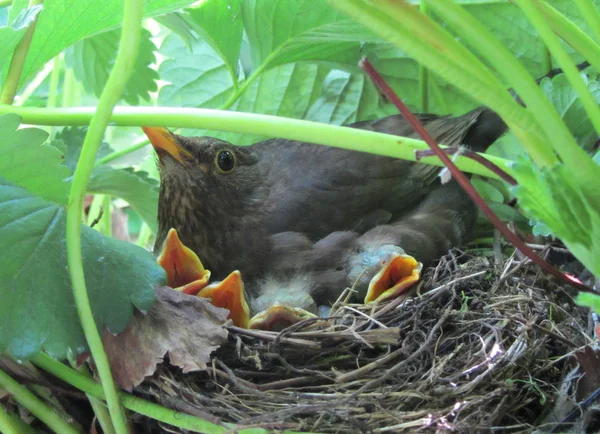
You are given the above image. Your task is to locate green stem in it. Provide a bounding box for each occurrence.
[62,67,76,107]
[536,0,600,74]
[0,0,43,104]
[31,353,295,434]
[0,105,514,180]
[575,0,600,43]
[0,368,80,434]
[14,58,54,107]
[418,1,430,112]
[64,0,144,432]
[329,0,551,166]
[46,56,62,136]
[219,62,268,110]
[515,0,600,173]
[0,404,36,434]
[422,0,563,166]
[0,0,13,7]
[103,195,112,237]
[96,138,149,166]
[136,221,153,247]
[71,360,116,434]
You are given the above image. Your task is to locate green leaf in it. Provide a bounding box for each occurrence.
[13,0,195,88]
[540,73,600,152]
[0,177,164,360]
[576,292,600,314]
[186,0,243,75]
[0,114,71,204]
[241,0,369,71]
[51,126,114,172]
[50,126,159,231]
[0,4,42,77]
[513,158,600,276]
[181,62,377,145]
[472,178,504,203]
[158,34,235,108]
[88,166,159,233]
[305,68,379,125]
[65,28,158,105]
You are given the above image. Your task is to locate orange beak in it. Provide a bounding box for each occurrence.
[157,228,211,295]
[248,305,317,332]
[197,271,250,328]
[364,252,423,304]
[142,126,192,164]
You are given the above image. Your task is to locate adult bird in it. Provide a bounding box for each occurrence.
[144,107,504,281]
[144,108,506,327]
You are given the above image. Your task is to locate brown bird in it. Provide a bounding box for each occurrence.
[144,107,505,328]
[145,107,504,280]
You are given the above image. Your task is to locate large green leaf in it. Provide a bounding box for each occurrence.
[180,61,377,145]
[12,0,195,88]
[88,167,159,233]
[0,177,164,360]
[0,5,42,77]
[64,28,158,105]
[186,0,243,75]
[0,114,71,204]
[241,0,370,71]
[540,72,600,152]
[158,35,235,108]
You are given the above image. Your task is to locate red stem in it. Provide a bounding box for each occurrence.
[415,147,518,185]
[360,57,591,293]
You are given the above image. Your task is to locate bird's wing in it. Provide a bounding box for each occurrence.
[260,109,482,239]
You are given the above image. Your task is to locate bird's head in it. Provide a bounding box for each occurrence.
[142,127,261,202]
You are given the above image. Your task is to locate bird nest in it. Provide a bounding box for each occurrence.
[136,249,591,433]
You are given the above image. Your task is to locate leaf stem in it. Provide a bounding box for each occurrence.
[329,0,553,166]
[64,0,144,432]
[515,0,600,174]
[418,1,430,112]
[422,0,563,166]
[31,353,301,434]
[575,0,600,43]
[0,0,43,105]
[0,105,514,180]
[0,367,80,434]
[95,138,149,166]
[536,1,600,73]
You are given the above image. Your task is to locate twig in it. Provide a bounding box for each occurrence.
[416,146,517,185]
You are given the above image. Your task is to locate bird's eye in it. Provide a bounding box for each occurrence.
[215,149,236,173]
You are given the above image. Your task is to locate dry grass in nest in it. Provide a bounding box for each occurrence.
[137,250,592,433]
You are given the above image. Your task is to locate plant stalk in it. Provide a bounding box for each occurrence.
[0,0,44,104]
[0,105,514,180]
[64,0,144,432]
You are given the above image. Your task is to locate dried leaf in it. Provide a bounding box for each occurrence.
[103,286,229,391]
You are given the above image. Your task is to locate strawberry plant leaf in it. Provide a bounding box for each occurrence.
[10,0,196,88]
[241,0,371,71]
[158,35,235,108]
[88,167,159,233]
[513,158,600,276]
[0,177,165,360]
[51,126,114,172]
[186,0,243,76]
[64,28,158,105]
[0,114,71,204]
